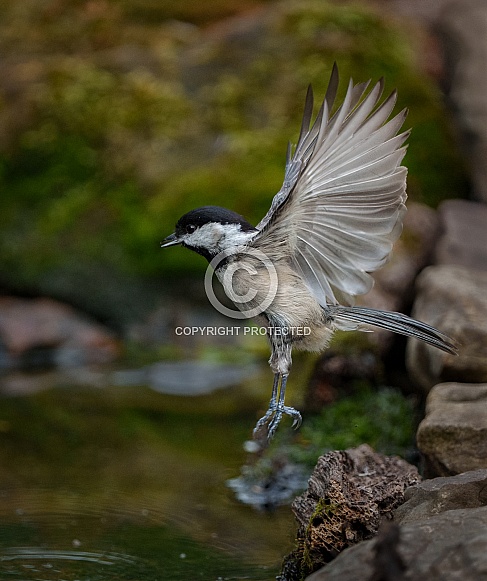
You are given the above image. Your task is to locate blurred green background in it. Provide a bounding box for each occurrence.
[0,0,467,329]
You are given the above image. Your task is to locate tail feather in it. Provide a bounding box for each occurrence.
[326,305,458,355]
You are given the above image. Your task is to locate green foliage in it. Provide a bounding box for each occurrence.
[289,386,417,468]
[0,57,193,278]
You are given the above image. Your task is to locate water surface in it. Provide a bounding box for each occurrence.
[0,371,298,580]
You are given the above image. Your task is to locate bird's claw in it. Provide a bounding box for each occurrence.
[253,405,302,441]
[252,409,275,438]
[287,406,302,429]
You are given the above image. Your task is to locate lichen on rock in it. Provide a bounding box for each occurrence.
[279,444,420,580]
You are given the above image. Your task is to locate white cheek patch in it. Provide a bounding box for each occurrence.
[183,223,224,252]
[184,223,254,253]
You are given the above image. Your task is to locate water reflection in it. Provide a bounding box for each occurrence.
[0,376,297,580]
[113,360,260,395]
[0,489,279,580]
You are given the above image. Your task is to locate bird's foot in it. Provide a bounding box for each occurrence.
[252,407,276,439]
[268,405,302,438]
[253,405,302,441]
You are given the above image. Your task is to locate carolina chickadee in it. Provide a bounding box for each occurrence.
[161,64,457,440]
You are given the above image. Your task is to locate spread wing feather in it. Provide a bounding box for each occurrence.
[251,64,409,306]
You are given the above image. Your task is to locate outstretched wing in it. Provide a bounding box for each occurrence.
[251,64,409,306]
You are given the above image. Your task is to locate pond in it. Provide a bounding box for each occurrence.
[0,366,301,581]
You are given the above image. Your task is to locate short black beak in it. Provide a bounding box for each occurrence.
[160,233,181,248]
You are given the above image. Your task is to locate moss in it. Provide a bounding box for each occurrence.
[296,498,339,579]
[287,385,417,468]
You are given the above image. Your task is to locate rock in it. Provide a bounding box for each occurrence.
[305,506,487,580]
[0,296,120,369]
[305,469,487,580]
[416,382,487,476]
[279,444,420,581]
[406,265,487,391]
[434,199,487,272]
[394,469,487,524]
[384,0,487,202]
[437,0,487,203]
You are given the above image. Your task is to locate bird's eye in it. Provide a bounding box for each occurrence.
[186,224,196,234]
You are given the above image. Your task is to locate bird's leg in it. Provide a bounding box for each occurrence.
[253,333,301,440]
[253,373,280,437]
[267,373,302,439]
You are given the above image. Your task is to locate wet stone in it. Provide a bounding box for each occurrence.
[416,382,487,477]
[394,469,487,524]
[0,296,120,371]
[305,470,487,581]
[406,265,487,391]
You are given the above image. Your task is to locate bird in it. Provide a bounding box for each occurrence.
[161,64,458,441]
